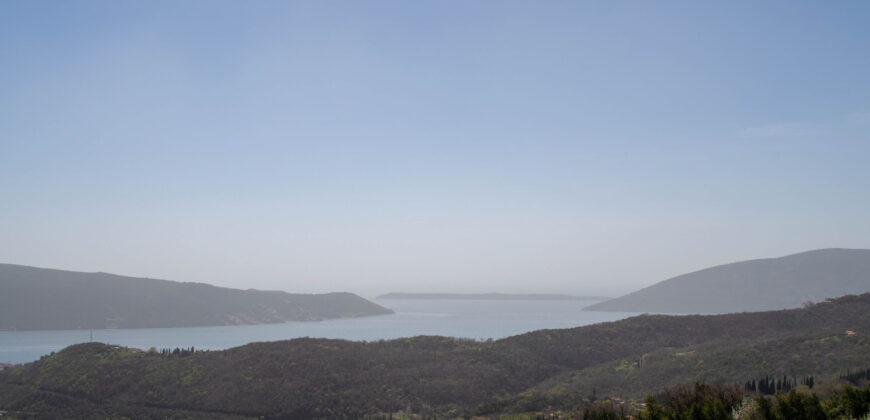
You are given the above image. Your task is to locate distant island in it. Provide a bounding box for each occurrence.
[585,248,870,314]
[377,292,609,301]
[0,263,393,331]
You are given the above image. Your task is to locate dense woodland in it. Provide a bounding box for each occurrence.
[1,293,869,418]
[580,382,870,420]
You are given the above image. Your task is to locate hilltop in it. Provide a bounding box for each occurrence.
[2,292,868,418]
[585,248,870,314]
[0,263,392,331]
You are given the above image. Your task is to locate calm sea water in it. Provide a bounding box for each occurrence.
[0,299,637,364]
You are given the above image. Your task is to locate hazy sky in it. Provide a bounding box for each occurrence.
[2,1,869,296]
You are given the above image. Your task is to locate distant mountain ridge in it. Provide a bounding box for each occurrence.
[585,248,870,314]
[0,263,392,331]
[378,292,609,301]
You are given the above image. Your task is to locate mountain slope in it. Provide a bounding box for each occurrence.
[2,293,869,418]
[0,263,392,331]
[585,248,870,314]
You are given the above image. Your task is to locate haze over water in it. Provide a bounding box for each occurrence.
[0,299,635,364]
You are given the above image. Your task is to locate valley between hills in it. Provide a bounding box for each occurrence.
[2,293,869,418]
[3,249,870,418]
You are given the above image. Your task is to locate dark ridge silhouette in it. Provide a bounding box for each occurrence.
[0,263,392,331]
[585,248,870,314]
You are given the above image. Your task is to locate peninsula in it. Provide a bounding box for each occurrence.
[0,263,393,331]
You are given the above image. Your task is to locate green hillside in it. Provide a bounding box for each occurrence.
[1,293,869,418]
[0,263,392,331]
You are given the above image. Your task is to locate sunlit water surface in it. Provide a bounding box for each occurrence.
[0,299,638,364]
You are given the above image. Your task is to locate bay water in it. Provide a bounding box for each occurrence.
[0,298,637,364]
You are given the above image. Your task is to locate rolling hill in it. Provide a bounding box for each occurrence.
[0,263,392,331]
[585,248,870,314]
[2,292,869,418]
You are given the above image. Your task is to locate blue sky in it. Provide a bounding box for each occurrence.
[2,1,869,295]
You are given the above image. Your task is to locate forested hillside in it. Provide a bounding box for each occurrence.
[1,293,869,418]
[0,263,392,331]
